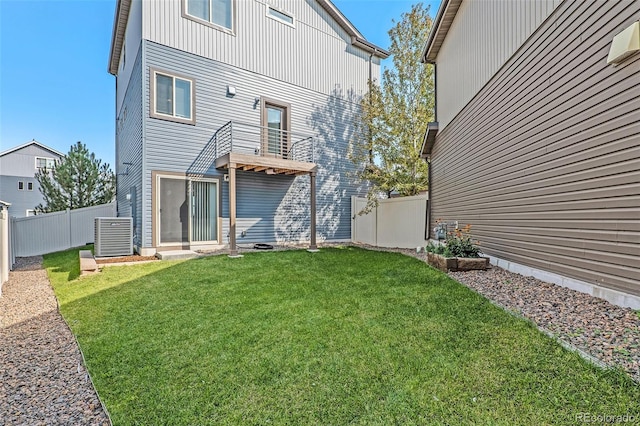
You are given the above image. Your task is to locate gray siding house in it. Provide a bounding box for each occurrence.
[109,0,388,256]
[421,0,640,308]
[0,140,63,218]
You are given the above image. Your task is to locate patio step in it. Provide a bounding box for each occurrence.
[79,250,99,276]
[156,250,200,261]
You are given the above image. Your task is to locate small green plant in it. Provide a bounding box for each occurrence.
[443,224,481,258]
[424,241,446,255]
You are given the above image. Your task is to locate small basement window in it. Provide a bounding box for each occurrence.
[267,6,294,26]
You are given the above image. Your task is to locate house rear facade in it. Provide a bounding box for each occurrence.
[421,0,640,308]
[109,0,388,255]
[0,140,63,218]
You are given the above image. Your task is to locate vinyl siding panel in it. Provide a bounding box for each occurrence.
[0,145,61,177]
[430,0,640,296]
[116,46,144,247]
[0,176,41,218]
[116,0,143,113]
[0,145,62,217]
[436,0,561,130]
[141,41,364,247]
[142,0,378,96]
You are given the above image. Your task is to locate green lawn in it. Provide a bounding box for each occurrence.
[45,247,640,425]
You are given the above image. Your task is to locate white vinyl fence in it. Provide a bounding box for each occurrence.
[351,195,429,249]
[10,203,117,258]
[0,201,11,295]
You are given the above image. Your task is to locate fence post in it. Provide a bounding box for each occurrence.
[0,206,10,292]
[9,216,15,269]
[67,208,72,249]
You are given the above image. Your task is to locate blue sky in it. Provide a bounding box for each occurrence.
[0,0,439,167]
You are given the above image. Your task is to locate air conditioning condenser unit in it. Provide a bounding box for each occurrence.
[94,217,133,257]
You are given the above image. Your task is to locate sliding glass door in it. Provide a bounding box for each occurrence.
[158,176,218,246]
[191,180,217,242]
[159,178,189,244]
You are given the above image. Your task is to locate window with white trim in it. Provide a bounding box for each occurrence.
[18,181,24,190]
[150,69,195,125]
[267,6,294,26]
[27,182,33,191]
[36,157,55,170]
[185,0,233,31]
[26,209,35,217]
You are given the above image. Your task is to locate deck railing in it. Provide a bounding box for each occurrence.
[213,121,315,163]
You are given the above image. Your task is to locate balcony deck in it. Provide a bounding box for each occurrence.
[210,121,317,176]
[215,152,317,176]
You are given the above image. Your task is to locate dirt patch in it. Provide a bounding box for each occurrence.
[95,255,158,264]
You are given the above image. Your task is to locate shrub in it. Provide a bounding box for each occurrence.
[427,224,481,258]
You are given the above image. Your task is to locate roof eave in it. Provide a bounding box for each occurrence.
[0,140,64,158]
[420,122,439,158]
[351,36,390,59]
[421,0,463,63]
[317,0,389,59]
[108,0,132,76]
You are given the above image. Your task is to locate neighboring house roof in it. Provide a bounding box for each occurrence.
[108,0,390,75]
[0,139,64,158]
[421,0,463,63]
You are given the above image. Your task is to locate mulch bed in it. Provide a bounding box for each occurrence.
[95,255,158,264]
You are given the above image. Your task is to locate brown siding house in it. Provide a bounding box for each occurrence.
[421,0,640,308]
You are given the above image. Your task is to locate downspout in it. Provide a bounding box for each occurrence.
[426,156,432,240]
[427,63,436,240]
[433,63,437,122]
[368,51,375,164]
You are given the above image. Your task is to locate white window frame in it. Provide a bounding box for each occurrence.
[35,156,55,170]
[27,182,33,191]
[149,68,196,125]
[266,5,295,27]
[26,209,35,217]
[182,0,236,34]
[18,181,24,190]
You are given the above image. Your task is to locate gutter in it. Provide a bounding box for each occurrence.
[421,0,449,63]
[108,0,132,75]
[352,36,390,59]
[421,0,463,64]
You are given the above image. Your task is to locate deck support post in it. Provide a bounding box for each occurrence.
[228,164,241,258]
[309,171,318,251]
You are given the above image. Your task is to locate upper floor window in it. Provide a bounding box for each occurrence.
[185,0,233,31]
[36,157,55,170]
[150,68,196,125]
[267,6,294,26]
[27,182,33,191]
[18,181,24,190]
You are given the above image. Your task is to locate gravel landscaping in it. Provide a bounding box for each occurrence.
[0,256,110,426]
